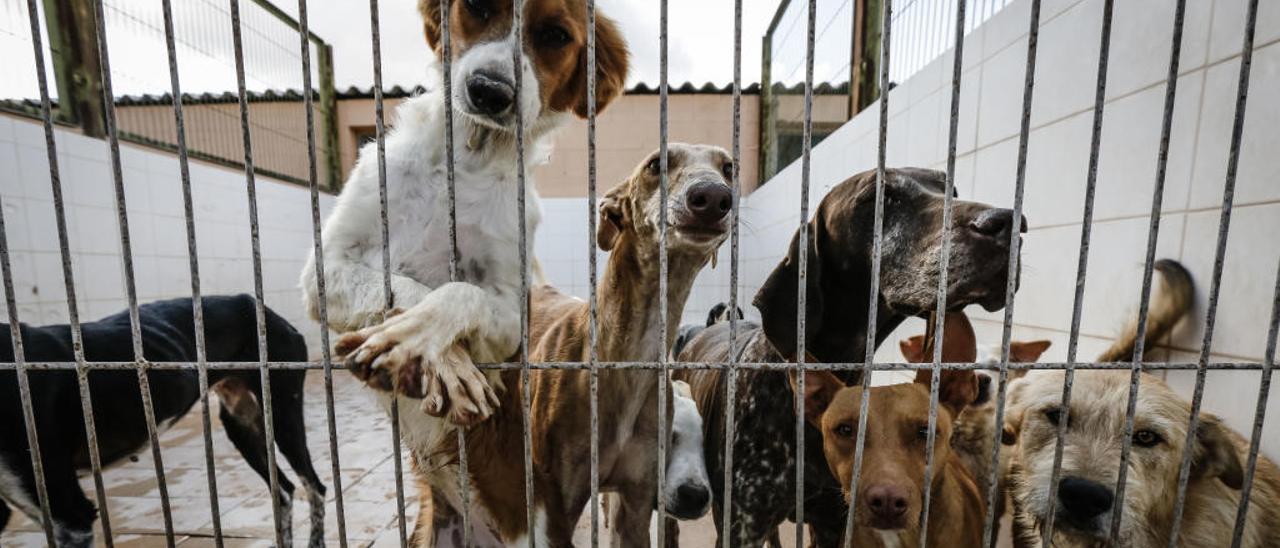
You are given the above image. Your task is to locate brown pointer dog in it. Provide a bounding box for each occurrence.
[406,144,729,546]
[675,167,1024,546]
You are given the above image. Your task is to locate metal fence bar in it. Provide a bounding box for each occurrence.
[90,0,178,542]
[158,0,224,543]
[1107,2,1186,541]
[656,0,671,539]
[793,0,816,544]
[512,0,537,539]
[981,0,1039,545]
[1039,0,1114,543]
[1167,0,1259,544]
[20,1,118,543]
[436,0,472,540]
[918,0,969,542]
[0,138,56,548]
[1232,256,1280,546]
[227,0,285,544]
[844,0,892,539]
[586,0,601,544]
[721,0,744,542]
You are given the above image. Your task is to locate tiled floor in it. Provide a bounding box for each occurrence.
[1,374,415,547]
[1,370,949,548]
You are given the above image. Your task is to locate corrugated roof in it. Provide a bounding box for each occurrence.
[85,81,848,106]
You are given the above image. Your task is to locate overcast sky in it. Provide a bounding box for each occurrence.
[305,0,781,90]
[1,0,786,99]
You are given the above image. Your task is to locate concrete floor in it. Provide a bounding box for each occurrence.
[1,371,1009,547]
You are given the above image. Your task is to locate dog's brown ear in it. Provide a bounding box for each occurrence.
[1193,415,1244,490]
[596,182,628,251]
[1010,340,1052,363]
[754,223,823,360]
[900,335,926,363]
[790,370,844,427]
[914,369,979,417]
[418,0,447,52]
[573,15,630,118]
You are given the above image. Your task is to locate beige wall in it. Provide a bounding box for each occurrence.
[335,93,762,197]
[115,101,330,185]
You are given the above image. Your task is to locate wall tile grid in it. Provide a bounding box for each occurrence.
[0,115,335,353]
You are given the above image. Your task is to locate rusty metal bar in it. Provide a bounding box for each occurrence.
[1107,1,1187,541]
[227,0,285,544]
[794,0,817,544]
[1167,0,1259,544]
[89,0,177,542]
[1232,255,1280,546]
[20,0,117,540]
[844,0,892,539]
[1040,0,1115,543]
[586,0,601,544]
[157,0,224,542]
[918,0,970,542]
[721,0,744,543]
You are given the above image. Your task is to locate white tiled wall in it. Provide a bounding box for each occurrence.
[671,0,1280,460]
[0,114,335,352]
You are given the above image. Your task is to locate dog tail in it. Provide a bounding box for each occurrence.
[1097,259,1195,362]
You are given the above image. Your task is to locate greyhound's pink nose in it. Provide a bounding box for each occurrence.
[686,181,732,223]
[865,483,909,524]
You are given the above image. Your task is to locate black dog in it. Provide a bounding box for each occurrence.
[672,168,1022,546]
[670,303,746,361]
[0,295,324,547]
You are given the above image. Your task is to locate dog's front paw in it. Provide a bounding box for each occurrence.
[420,344,502,426]
[334,311,500,425]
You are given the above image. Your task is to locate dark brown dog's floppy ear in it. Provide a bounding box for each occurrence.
[754,223,822,360]
[1193,415,1244,490]
[790,370,844,427]
[418,0,446,52]
[574,15,630,118]
[596,182,628,251]
[914,369,979,417]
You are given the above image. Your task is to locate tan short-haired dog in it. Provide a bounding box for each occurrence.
[801,365,985,546]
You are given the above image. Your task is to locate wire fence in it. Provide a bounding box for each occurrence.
[1,0,1276,547]
[0,0,338,188]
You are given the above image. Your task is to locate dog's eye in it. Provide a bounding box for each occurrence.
[537,25,572,48]
[916,426,930,441]
[1133,429,1163,447]
[721,161,734,181]
[464,0,490,20]
[835,424,855,438]
[1043,406,1063,426]
[647,156,661,175]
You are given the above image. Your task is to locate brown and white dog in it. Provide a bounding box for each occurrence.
[410,145,729,546]
[801,365,985,547]
[675,167,1024,546]
[311,0,628,430]
[1002,259,1280,547]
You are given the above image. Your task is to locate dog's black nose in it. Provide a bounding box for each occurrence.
[1058,476,1113,520]
[670,483,711,519]
[685,181,732,223]
[466,71,515,115]
[865,484,909,523]
[969,208,1028,240]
